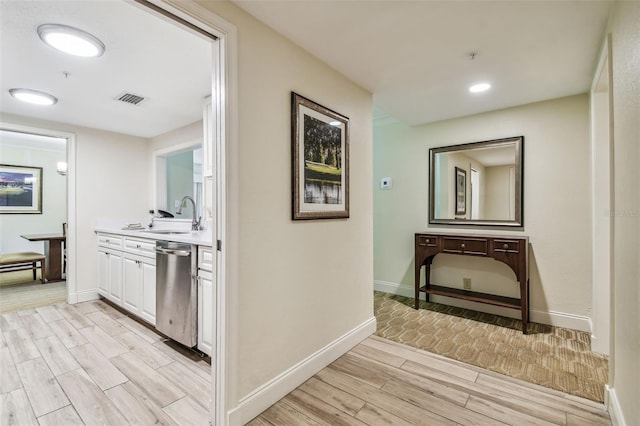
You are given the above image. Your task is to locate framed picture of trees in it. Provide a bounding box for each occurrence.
[291,92,349,220]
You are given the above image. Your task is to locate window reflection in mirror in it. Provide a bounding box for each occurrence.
[429,136,523,227]
[154,144,203,220]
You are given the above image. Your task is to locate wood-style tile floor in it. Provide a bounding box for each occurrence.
[0,299,211,425]
[1,299,612,426]
[250,335,612,426]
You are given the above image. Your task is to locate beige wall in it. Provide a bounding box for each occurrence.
[197,0,374,408]
[484,165,513,220]
[374,94,592,320]
[607,1,640,424]
[0,113,150,300]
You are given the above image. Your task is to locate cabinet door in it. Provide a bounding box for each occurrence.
[140,260,156,325]
[98,249,109,297]
[122,255,142,315]
[108,251,123,304]
[197,270,214,356]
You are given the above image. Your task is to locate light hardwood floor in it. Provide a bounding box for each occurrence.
[1,299,611,425]
[0,299,211,425]
[250,335,612,426]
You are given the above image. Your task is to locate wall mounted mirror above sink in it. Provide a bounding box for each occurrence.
[152,140,204,221]
[429,136,524,227]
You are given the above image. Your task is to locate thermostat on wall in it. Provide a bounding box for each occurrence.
[380,177,393,189]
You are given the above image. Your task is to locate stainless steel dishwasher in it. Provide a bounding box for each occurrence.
[155,240,197,347]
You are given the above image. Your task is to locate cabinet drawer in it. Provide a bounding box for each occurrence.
[123,237,156,258]
[442,237,488,255]
[198,246,213,272]
[97,233,123,249]
[417,235,439,247]
[493,239,521,254]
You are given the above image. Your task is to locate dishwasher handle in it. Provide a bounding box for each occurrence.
[155,247,191,256]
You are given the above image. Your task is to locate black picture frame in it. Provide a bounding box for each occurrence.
[291,92,349,220]
[0,164,43,214]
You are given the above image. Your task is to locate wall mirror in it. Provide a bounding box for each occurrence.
[429,136,524,227]
[152,140,204,220]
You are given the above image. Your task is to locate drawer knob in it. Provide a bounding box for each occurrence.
[425,239,430,243]
[461,243,466,249]
[503,243,509,249]
[136,244,141,248]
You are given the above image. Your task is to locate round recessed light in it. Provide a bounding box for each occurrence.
[9,88,58,106]
[469,83,491,93]
[37,24,105,58]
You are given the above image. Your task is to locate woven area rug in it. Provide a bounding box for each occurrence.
[374,291,608,402]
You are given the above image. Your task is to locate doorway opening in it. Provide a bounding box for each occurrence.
[0,125,74,313]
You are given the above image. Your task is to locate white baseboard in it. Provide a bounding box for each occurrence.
[228,316,377,425]
[67,289,99,304]
[374,280,592,332]
[606,385,627,426]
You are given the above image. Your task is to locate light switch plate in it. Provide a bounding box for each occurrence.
[380,177,393,189]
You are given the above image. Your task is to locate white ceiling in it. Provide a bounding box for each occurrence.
[0,1,212,138]
[0,1,613,138]
[234,0,613,126]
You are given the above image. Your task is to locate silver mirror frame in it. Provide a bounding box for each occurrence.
[429,136,524,227]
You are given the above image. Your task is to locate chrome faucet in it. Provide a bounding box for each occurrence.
[176,195,202,231]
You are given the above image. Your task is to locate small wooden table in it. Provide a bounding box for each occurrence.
[20,233,66,282]
[415,232,530,333]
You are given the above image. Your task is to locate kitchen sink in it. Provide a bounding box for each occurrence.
[140,229,191,235]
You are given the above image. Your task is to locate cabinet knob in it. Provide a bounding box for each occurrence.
[136,244,141,248]
[425,239,430,243]
[461,243,466,249]
[503,243,509,249]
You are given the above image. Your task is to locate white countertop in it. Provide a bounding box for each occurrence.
[95,220,213,247]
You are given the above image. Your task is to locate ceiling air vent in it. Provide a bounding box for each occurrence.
[115,92,145,105]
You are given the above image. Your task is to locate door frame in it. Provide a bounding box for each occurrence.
[589,33,613,360]
[138,1,238,424]
[0,121,77,304]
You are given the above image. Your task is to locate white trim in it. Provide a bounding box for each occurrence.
[147,2,238,425]
[69,289,99,304]
[228,317,377,425]
[589,32,614,356]
[606,385,627,426]
[0,122,77,308]
[374,280,592,332]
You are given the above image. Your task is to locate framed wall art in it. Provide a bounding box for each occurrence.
[0,164,43,214]
[455,166,466,215]
[291,92,349,220]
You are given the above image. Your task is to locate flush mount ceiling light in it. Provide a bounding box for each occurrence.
[469,82,491,93]
[9,88,58,106]
[37,24,105,57]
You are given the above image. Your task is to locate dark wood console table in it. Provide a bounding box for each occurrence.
[414,232,530,334]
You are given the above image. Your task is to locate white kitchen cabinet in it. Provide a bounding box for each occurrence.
[98,249,109,297]
[197,269,213,356]
[197,246,214,356]
[96,233,156,325]
[96,249,124,304]
[107,250,123,304]
[122,252,156,325]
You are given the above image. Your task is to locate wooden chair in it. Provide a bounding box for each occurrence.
[62,222,67,275]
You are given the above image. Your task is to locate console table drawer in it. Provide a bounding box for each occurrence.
[417,235,439,247]
[442,237,488,255]
[493,239,521,254]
